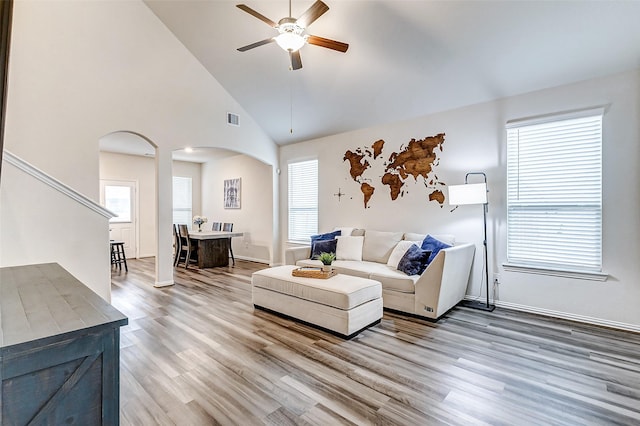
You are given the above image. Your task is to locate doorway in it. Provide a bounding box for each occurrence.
[100,179,138,258]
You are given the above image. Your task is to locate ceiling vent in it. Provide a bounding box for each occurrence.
[227,112,240,126]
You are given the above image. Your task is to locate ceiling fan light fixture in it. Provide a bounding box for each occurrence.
[236,1,348,69]
[275,32,306,52]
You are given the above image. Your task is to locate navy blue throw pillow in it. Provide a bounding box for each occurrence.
[397,244,431,276]
[309,230,341,259]
[310,239,337,260]
[421,235,451,264]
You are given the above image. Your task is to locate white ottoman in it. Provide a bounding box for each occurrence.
[252,265,383,339]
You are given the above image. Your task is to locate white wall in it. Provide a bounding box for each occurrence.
[1,0,277,295]
[201,154,273,264]
[0,161,112,301]
[280,69,640,330]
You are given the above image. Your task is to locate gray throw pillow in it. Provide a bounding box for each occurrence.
[362,230,403,263]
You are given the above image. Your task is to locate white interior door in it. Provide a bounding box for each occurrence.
[101,180,137,258]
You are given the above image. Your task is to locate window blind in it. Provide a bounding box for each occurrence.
[288,159,318,242]
[506,111,602,272]
[173,176,192,227]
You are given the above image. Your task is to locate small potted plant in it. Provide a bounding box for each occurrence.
[316,252,336,272]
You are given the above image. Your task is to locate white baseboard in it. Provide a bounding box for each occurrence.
[466,296,640,333]
[154,280,174,288]
[234,255,270,265]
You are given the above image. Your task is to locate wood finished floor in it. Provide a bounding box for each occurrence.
[111,258,640,425]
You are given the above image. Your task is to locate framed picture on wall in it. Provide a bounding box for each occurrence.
[224,178,241,209]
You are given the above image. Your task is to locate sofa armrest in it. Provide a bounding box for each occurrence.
[285,246,311,265]
[413,243,475,319]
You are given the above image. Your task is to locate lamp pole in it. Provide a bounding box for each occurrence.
[462,172,495,312]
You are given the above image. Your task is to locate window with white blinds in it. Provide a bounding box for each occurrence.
[173,176,192,227]
[506,109,603,272]
[288,159,318,243]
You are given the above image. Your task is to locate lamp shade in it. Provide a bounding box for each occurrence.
[448,183,487,205]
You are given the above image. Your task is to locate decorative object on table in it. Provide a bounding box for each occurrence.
[315,252,336,272]
[291,266,337,279]
[448,172,494,312]
[224,178,241,209]
[193,215,208,232]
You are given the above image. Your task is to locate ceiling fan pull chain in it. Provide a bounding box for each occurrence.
[290,73,294,134]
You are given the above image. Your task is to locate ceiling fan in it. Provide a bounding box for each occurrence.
[236,0,349,70]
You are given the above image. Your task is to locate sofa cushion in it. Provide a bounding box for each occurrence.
[421,234,452,264]
[397,244,431,276]
[295,258,417,294]
[296,259,377,278]
[369,268,418,293]
[336,236,364,261]
[352,228,366,237]
[362,230,404,263]
[332,226,354,237]
[310,238,337,259]
[387,240,419,268]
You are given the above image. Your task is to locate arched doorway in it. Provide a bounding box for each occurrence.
[99,131,158,266]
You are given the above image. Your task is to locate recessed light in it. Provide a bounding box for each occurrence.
[184,147,193,153]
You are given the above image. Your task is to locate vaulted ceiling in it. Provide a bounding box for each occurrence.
[144,0,640,146]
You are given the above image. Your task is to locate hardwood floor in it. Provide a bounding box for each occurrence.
[111,258,640,425]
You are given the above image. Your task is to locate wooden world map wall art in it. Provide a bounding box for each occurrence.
[343,133,446,209]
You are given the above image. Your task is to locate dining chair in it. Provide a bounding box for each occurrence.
[173,224,181,266]
[222,222,235,266]
[211,222,222,231]
[177,224,196,268]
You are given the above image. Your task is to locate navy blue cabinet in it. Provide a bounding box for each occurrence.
[0,263,128,425]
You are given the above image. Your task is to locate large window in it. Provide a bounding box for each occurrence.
[173,176,192,227]
[288,159,318,242]
[506,108,603,273]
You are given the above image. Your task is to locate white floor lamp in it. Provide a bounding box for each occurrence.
[448,172,495,312]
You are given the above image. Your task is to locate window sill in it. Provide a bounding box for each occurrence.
[502,263,608,282]
[287,240,310,246]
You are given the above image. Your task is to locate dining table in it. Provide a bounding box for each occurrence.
[188,230,244,268]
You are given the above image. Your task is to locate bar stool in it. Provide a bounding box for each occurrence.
[110,240,128,272]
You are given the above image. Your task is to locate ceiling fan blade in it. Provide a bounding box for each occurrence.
[290,50,302,70]
[296,0,329,28]
[237,37,275,52]
[306,35,349,53]
[236,4,277,27]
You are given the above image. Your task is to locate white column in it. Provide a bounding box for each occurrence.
[271,165,281,266]
[155,147,174,287]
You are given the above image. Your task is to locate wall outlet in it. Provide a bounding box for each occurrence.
[493,273,501,284]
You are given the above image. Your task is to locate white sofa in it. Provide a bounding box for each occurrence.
[285,231,475,320]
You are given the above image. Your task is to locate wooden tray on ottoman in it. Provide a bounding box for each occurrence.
[291,267,337,279]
